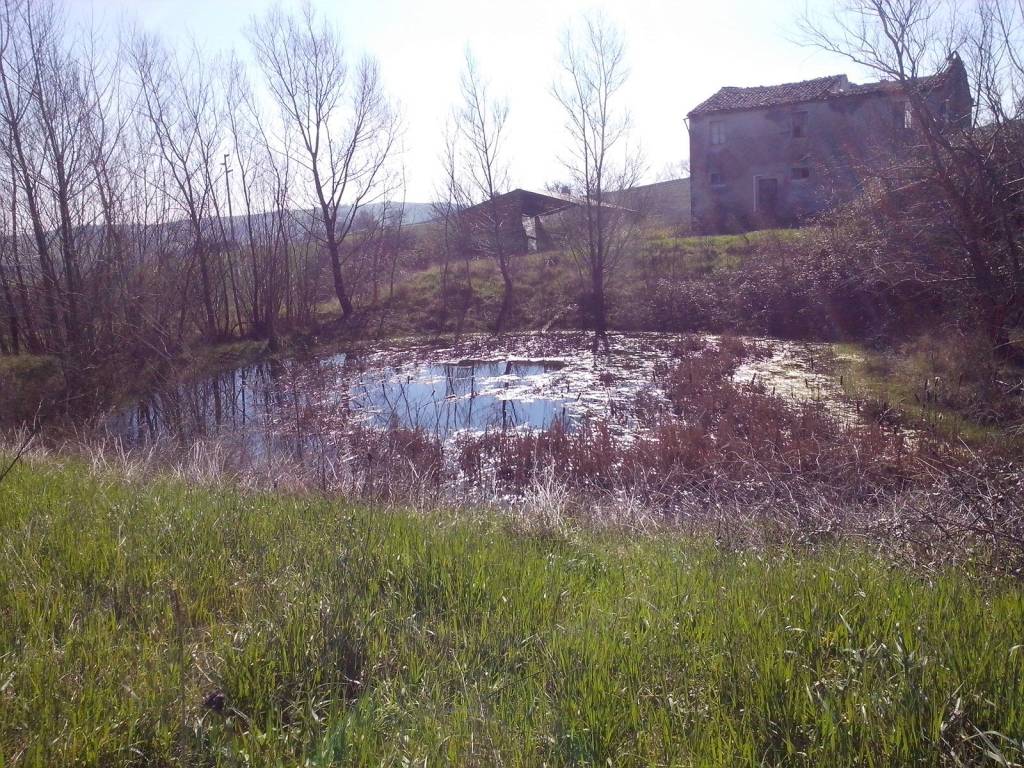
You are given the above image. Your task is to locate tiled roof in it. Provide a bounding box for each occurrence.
[844,71,945,95]
[688,75,847,116]
[688,70,949,117]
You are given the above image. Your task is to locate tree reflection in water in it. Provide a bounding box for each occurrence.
[106,355,574,459]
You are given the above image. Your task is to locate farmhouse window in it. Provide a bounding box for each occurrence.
[894,101,913,129]
[791,111,808,138]
[710,120,725,145]
[791,166,810,180]
[710,172,725,186]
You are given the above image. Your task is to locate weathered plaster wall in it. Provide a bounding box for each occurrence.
[689,73,971,233]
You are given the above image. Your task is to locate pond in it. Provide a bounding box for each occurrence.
[351,359,572,435]
[104,333,847,454]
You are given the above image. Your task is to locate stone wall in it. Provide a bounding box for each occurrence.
[689,72,971,233]
[608,178,691,231]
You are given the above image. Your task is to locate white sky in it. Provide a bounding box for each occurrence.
[66,0,874,201]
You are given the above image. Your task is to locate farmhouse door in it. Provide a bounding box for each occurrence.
[756,177,779,219]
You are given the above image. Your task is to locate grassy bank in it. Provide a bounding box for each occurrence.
[361,222,951,344]
[327,229,808,338]
[834,334,1024,449]
[2,461,1022,766]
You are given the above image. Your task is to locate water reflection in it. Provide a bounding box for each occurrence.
[351,360,570,435]
[106,355,574,449]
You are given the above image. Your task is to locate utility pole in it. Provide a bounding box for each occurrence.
[222,153,236,243]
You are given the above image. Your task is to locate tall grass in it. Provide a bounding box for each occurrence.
[1,459,1022,766]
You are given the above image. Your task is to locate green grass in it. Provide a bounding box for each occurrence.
[645,227,803,259]
[359,227,810,338]
[351,252,580,337]
[2,460,1023,766]
[833,339,1024,448]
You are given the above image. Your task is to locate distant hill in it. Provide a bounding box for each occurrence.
[219,201,437,237]
[7,201,438,255]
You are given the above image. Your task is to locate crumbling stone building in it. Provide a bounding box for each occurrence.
[687,55,972,233]
[458,189,572,256]
[459,188,652,255]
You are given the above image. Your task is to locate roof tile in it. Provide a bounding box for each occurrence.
[688,70,949,117]
[688,75,846,116]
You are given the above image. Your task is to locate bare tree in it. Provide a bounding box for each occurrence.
[223,56,260,337]
[132,33,230,342]
[553,13,643,352]
[248,3,398,321]
[25,0,95,352]
[431,119,475,331]
[800,0,1024,357]
[80,19,135,352]
[0,0,63,350]
[453,51,515,333]
[0,0,403,394]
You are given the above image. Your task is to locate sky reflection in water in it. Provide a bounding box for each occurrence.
[349,359,571,435]
[108,354,576,447]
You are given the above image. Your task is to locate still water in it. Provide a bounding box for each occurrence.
[104,334,667,448]
[104,333,842,451]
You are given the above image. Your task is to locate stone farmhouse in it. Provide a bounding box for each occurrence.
[687,55,973,233]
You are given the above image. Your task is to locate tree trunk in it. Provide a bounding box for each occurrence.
[265,272,280,352]
[0,257,19,354]
[16,164,61,349]
[494,257,514,334]
[8,170,37,352]
[55,178,83,352]
[195,238,218,340]
[328,239,354,318]
[590,268,609,354]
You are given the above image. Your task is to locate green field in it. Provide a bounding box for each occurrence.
[323,228,803,337]
[834,336,1024,449]
[2,460,1022,766]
